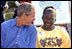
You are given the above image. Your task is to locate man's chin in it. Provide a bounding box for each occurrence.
[26,24,31,26]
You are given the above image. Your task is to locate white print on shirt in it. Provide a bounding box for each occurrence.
[38,32,44,37]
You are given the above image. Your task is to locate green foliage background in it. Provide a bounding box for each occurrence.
[5,12,14,21]
[5,1,17,21]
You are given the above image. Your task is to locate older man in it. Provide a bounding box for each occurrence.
[1,2,37,48]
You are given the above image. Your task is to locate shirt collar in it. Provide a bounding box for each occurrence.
[11,18,17,27]
[10,17,29,28]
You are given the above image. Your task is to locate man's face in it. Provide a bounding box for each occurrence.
[22,9,35,26]
[42,13,56,28]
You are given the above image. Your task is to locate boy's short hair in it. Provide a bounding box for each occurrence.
[43,6,56,17]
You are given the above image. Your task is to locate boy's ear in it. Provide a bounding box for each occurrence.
[54,19,56,23]
[55,19,56,22]
[55,17,56,22]
[42,16,43,19]
[42,15,44,20]
[42,16,44,20]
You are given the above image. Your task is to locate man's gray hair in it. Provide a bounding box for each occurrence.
[17,2,34,16]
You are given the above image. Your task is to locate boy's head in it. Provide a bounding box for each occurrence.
[42,6,56,28]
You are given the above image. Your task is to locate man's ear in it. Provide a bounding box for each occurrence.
[22,13,26,17]
[21,13,26,19]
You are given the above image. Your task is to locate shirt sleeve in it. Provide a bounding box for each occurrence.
[60,27,71,48]
[36,37,40,48]
[28,25,37,48]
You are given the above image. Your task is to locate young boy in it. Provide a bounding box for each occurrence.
[36,6,71,48]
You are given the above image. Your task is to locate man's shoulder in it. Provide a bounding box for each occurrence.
[25,24,37,35]
[29,24,35,28]
[28,24,36,31]
[1,19,15,27]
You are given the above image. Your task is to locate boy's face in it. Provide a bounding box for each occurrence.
[42,12,56,28]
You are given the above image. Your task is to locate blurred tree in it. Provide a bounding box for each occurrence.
[7,1,19,12]
[7,1,17,8]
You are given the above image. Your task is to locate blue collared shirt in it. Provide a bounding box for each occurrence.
[1,18,37,48]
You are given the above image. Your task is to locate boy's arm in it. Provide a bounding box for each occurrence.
[61,27,71,48]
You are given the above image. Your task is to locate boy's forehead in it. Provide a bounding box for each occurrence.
[44,12,54,17]
[44,9,55,15]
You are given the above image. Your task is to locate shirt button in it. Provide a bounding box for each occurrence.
[16,42,18,44]
[19,29,21,31]
[17,35,20,37]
